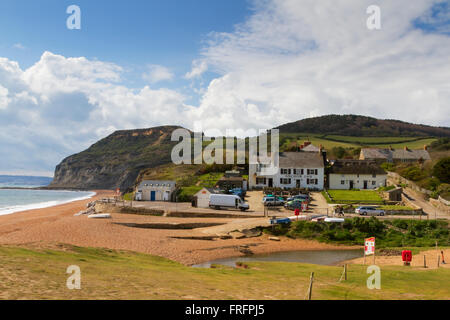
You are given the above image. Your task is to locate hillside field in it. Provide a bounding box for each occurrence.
[280,133,438,151]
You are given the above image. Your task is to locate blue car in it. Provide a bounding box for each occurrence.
[229,188,246,198]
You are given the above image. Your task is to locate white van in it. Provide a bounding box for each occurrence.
[209,194,250,211]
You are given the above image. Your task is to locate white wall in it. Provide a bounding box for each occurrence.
[249,164,324,190]
[329,174,387,190]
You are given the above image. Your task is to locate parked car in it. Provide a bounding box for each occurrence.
[355,206,385,216]
[263,196,285,206]
[209,194,249,211]
[229,188,246,198]
[284,199,306,210]
[287,194,310,202]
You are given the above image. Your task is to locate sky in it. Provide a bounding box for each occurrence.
[0,0,449,176]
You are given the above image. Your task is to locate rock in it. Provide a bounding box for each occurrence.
[218,234,233,240]
[229,231,246,239]
[269,236,280,241]
[74,207,96,216]
[241,228,262,238]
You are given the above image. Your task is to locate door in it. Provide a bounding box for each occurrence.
[150,191,156,201]
[349,181,354,190]
[296,180,301,188]
[268,178,273,188]
[363,181,368,190]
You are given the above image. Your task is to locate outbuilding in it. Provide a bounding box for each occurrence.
[136,180,177,202]
[193,188,222,208]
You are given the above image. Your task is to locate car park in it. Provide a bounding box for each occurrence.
[355,206,385,216]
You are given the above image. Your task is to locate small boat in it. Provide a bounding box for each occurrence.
[269,217,291,225]
[88,214,112,219]
[324,218,345,223]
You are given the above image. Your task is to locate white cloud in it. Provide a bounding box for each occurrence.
[12,43,26,50]
[0,52,193,174]
[142,64,174,84]
[185,60,208,79]
[186,0,450,131]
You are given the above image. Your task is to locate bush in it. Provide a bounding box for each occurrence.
[265,217,450,248]
[400,166,427,181]
[433,158,450,184]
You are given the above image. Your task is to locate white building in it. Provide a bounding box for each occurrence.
[136,180,177,201]
[328,160,387,190]
[249,152,325,190]
[193,188,222,208]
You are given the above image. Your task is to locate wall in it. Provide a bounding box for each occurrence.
[387,172,432,195]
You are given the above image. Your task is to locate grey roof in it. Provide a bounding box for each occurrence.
[139,180,176,188]
[330,160,386,175]
[279,152,324,168]
[361,148,430,161]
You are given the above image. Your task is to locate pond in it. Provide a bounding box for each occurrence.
[192,249,363,268]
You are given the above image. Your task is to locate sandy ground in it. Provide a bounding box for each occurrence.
[343,248,450,269]
[0,190,357,265]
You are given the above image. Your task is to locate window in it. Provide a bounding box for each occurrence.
[256,178,267,185]
[372,174,376,178]
[280,178,291,185]
[372,181,376,186]
[341,180,345,185]
[307,179,318,185]
[281,169,288,174]
[308,169,318,175]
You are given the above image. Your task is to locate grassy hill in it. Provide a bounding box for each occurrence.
[277,115,450,137]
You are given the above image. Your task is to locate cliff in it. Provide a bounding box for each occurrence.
[49,126,184,191]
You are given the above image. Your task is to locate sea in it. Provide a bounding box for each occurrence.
[0,175,95,216]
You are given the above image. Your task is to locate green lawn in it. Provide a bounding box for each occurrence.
[0,245,449,300]
[326,190,384,204]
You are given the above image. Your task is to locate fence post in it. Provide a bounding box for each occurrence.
[307,272,314,300]
[423,255,427,268]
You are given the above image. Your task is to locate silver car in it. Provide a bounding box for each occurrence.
[355,206,385,216]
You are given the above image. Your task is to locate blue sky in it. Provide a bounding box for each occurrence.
[0,0,449,176]
[0,0,250,101]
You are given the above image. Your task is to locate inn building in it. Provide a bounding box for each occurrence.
[249,151,325,190]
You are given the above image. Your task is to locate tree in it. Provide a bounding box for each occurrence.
[432,157,450,183]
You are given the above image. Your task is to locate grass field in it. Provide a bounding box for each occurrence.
[280,133,438,151]
[325,190,384,204]
[0,245,449,300]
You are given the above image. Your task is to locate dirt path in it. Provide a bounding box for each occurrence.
[402,187,449,220]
